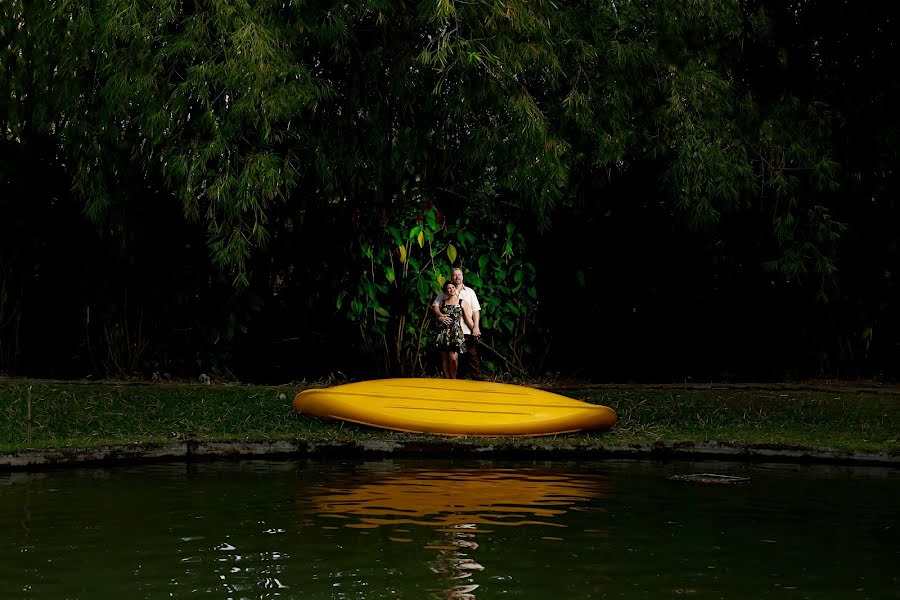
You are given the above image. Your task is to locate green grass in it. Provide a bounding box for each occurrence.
[566,388,900,452]
[1,380,898,454]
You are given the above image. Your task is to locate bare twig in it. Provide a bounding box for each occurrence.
[476,339,527,376]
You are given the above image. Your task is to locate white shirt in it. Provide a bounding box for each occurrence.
[433,285,481,335]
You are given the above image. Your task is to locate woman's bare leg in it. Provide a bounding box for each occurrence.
[448,352,459,379]
[441,352,451,378]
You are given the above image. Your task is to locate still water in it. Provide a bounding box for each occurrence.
[1,458,898,599]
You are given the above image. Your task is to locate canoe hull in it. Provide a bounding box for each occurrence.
[292,378,616,436]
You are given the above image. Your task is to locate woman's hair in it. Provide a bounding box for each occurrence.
[442,280,453,292]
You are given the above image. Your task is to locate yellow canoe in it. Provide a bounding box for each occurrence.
[292,378,616,436]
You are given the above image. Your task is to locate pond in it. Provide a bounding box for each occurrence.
[1,458,898,599]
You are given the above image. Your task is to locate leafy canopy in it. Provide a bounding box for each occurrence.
[3,0,840,287]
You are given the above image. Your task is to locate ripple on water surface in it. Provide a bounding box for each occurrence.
[1,459,898,599]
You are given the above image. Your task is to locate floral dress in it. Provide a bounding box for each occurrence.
[435,302,466,353]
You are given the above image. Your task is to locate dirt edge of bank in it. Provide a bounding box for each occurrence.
[2,439,898,471]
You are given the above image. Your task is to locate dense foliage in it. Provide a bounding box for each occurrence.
[2,0,898,382]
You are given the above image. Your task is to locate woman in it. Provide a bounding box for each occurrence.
[434,281,474,379]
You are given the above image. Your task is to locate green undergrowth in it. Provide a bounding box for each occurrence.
[1,380,898,455]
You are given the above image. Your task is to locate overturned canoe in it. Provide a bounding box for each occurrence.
[292,378,616,436]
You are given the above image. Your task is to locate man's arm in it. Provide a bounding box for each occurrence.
[468,291,482,337]
[461,301,474,330]
[431,302,444,320]
[431,294,451,324]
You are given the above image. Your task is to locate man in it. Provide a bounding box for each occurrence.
[432,267,482,379]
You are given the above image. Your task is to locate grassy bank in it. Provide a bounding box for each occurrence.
[1,380,898,455]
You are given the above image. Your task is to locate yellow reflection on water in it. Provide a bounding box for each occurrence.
[299,467,611,599]
[304,467,610,530]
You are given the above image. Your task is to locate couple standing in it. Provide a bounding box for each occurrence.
[431,268,482,380]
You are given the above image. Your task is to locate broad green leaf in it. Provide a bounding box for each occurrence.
[398,245,407,264]
[417,278,432,298]
[447,243,457,262]
[386,267,395,283]
[417,229,424,248]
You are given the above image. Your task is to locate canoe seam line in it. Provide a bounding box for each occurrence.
[385,405,531,415]
[312,391,607,410]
